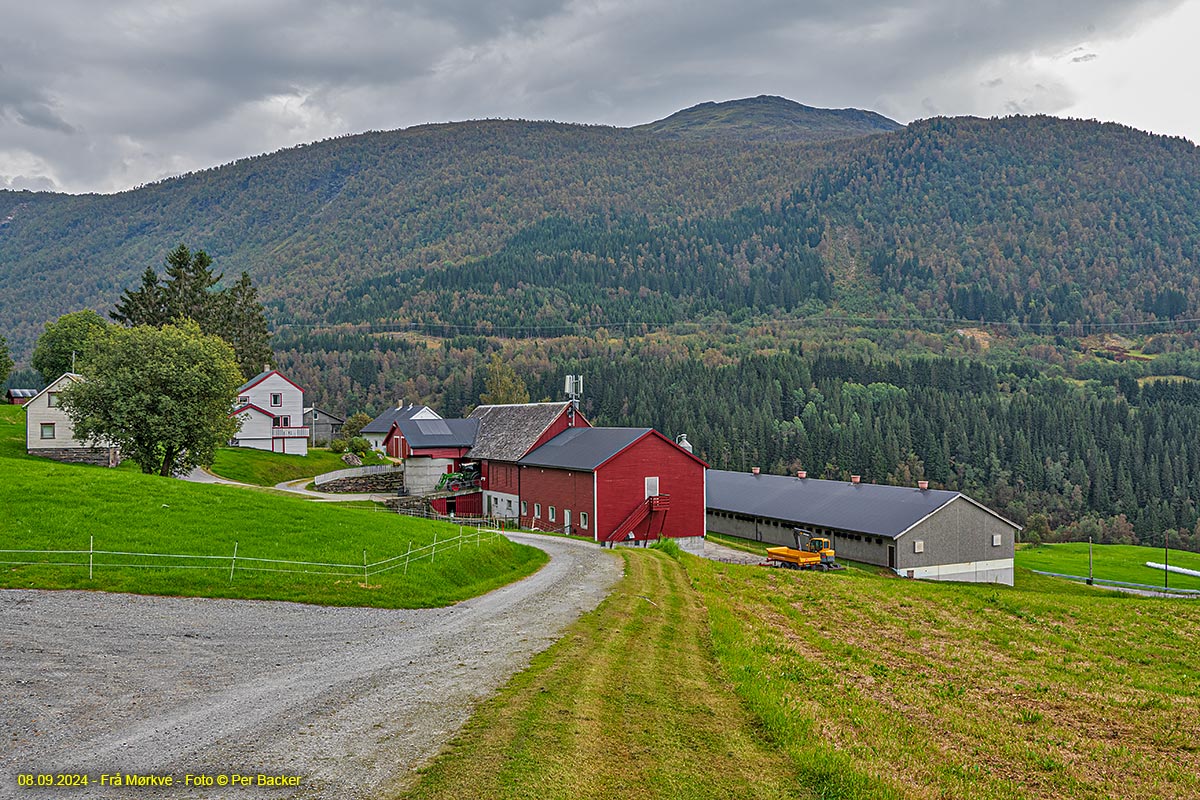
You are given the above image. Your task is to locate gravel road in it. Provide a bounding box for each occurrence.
[1,533,621,799]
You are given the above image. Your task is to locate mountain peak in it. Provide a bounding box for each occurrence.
[632,95,902,143]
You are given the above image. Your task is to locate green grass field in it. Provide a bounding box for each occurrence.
[405,549,1200,799]
[208,444,386,486]
[0,406,545,607]
[1016,542,1200,591]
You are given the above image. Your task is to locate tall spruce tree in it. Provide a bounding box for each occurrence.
[218,272,273,379]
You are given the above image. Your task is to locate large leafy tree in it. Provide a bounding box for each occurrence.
[31,310,110,383]
[112,245,271,379]
[61,322,243,476]
[0,334,12,386]
[479,352,530,405]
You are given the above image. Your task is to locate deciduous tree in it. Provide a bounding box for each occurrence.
[480,352,529,405]
[61,322,243,476]
[31,310,109,383]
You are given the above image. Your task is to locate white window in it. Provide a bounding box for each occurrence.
[521,501,527,515]
[580,512,588,529]
[645,476,659,498]
[40,422,55,440]
[47,392,61,408]
[549,506,556,522]
[564,509,571,531]
[238,395,249,405]
[534,503,541,519]
[270,392,283,407]
[992,533,1002,547]
[914,540,925,553]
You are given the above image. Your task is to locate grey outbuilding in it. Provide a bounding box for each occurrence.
[706,469,1019,585]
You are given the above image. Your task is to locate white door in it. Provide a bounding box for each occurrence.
[645,476,659,498]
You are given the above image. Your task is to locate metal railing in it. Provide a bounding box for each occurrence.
[1032,570,1200,595]
[0,527,506,583]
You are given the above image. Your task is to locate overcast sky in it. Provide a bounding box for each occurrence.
[1,0,1197,194]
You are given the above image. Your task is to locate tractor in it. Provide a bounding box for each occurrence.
[765,528,843,571]
[435,464,479,493]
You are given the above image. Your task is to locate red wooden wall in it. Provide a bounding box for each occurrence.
[595,433,706,540]
[517,467,595,536]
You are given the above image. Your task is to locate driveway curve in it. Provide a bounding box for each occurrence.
[1,533,622,799]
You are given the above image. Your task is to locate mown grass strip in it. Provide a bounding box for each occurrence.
[402,549,818,800]
[207,444,387,486]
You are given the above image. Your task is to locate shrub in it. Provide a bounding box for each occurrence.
[329,438,348,454]
[348,436,373,457]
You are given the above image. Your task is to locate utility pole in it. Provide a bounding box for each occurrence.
[1087,537,1093,586]
[1165,532,1169,590]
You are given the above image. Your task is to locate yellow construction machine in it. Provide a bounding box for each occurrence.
[765,528,843,571]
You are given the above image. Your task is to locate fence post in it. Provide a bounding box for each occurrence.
[363,550,368,584]
[404,541,412,575]
[229,541,238,582]
[459,526,463,551]
[89,535,94,580]
[432,532,437,563]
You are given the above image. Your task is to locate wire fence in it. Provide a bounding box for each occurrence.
[0,526,507,583]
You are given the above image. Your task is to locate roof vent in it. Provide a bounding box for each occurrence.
[850,475,861,484]
[797,470,807,479]
[918,480,929,491]
[751,467,760,476]
[675,433,694,454]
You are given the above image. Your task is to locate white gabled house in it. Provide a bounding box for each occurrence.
[24,372,120,467]
[230,369,309,455]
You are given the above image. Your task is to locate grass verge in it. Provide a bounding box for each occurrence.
[402,549,818,800]
[208,445,386,486]
[0,406,546,608]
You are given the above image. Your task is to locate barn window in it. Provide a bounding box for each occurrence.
[40,422,55,439]
[534,503,541,519]
[580,512,589,529]
[270,393,283,407]
[549,506,556,522]
[992,533,1002,547]
[521,501,527,515]
[914,540,925,553]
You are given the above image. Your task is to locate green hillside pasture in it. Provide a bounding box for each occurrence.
[208,445,386,487]
[689,560,1200,799]
[1016,542,1200,591]
[0,408,546,608]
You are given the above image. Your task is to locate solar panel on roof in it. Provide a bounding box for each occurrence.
[415,419,452,436]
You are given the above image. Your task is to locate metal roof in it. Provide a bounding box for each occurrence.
[362,404,441,434]
[468,402,579,461]
[395,417,479,449]
[304,406,345,424]
[518,427,651,471]
[6,388,37,399]
[705,469,993,538]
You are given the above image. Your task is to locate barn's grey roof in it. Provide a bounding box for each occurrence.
[6,388,37,399]
[519,427,651,471]
[468,402,576,462]
[362,405,440,434]
[706,469,1016,538]
[396,417,479,450]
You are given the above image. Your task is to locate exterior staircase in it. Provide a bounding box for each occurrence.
[604,494,670,543]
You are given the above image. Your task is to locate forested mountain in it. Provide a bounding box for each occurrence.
[630,95,902,141]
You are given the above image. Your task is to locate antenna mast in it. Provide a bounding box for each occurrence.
[565,374,583,425]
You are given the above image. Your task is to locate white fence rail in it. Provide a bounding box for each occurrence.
[0,527,505,582]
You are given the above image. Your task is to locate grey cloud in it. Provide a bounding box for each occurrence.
[0,0,1189,193]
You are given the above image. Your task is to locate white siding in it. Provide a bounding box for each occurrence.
[25,374,85,451]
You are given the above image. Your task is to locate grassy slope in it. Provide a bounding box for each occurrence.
[0,406,546,608]
[691,560,1200,799]
[406,546,1199,799]
[404,549,820,800]
[1016,542,1200,590]
[208,445,386,486]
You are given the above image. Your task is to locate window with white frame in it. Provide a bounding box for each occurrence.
[521,501,528,515]
[534,503,541,518]
[549,506,556,522]
[914,540,925,553]
[992,533,1002,547]
[47,392,61,408]
[579,512,588,529]
[270,392,283,407]
[40,422,55,439]
[644,476,659,498]
[238,395,249,405]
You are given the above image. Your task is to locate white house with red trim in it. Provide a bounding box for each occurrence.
[230,369,309,455]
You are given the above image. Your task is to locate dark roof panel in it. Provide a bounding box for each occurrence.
[519,427,650,471]
[468,402,575,461]
[396,417,479,449]
[362,405,440,434]
[706,469,969,538]
[6,389,37,399]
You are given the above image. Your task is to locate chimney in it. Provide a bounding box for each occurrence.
[850,475,861,484]
[263,363,270,373]
[797,470,807,479]
[751,467,760,476]
[918,480,929,491]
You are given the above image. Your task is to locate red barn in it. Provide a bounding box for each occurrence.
[468,401,591,520]
[382,417,479,495]
[517,427,708,546]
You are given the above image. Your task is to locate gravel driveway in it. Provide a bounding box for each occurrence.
[1,533,621,799]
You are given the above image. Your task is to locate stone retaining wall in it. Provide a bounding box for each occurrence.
[317,472,407,494]
[30,447,120,468]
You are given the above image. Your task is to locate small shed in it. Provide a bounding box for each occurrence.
[6,388,37,405]
[706,469,1018,585]
[518,427,708,550]
[24,373,119,467]
[304,406,344,445]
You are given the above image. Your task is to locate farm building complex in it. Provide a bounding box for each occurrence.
[706,469,1019,584]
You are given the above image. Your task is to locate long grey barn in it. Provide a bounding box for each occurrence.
[706,470,1019,585]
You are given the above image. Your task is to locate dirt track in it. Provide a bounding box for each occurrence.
[1,533,621,799]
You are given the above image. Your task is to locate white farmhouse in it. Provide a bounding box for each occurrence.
[230,369,309,455]
[24,373,120,467]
